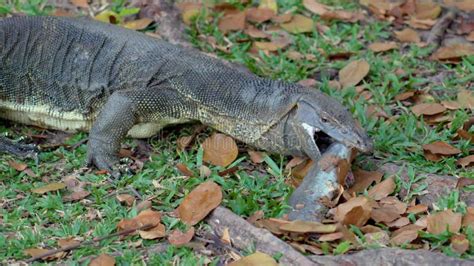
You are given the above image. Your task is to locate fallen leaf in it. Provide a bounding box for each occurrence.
[116,194,136,206]
[431,43,474,61]
[368,41,398,52]
[248,150,266,163]
[334,196,373,227]
[57,238,80,249]
[89,254,116,266]
[138,223,166,239]
[407,204,428,214]
[177,181,222,225]
[279,220,337,233]
[427,209,462,234]
[370,206,401,223]
[390,229,418,245]
[94,10,120,24]
[24,248,54,260]
[246,8,275,23]
[202,133,238,167]
[348,169,384,194]
[245,26,270,38]
[463,208,474,228]
[179,3,202,25]
[423,141,461,156]
[318,232,344,242]
[339,59,370,89]
[63,190,91,202]
[386,217,410,228]
[256,218,290,235]
[457,89,474,109]
[259,0,278,13]
[444,0,474,11]
[168,227,195,246]
[221,227,232,244]
[8,160,27,171]
[321,10,364,22]
[451,234,469,254]
[281,15,314,34]
[136,200,152,212]
[414,1,441,20]
[135,209,162,227]
[367,177,395,200]
[31,182,66,194]
[298,78,318,87]
[123,18,153,30]
[365,231,390,246]
[117,219,140,233]
[378,196,407,214]
[456,177,474,189]
[253,41,287,51]
[411,103,446,116]
[303,0,330,15]
[229,251,278,266]
[218,12,246,33]
[457,155,474,168]
[394,28,420,43]
[176,163,195,177]
[407,17,437,29]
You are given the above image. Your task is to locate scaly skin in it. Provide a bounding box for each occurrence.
[0,16,372,173]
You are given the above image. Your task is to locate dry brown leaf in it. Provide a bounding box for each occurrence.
[394,28,420,43]
[248,150,266,163]
[411,103,446,116]
[422,141,461,156]
[367,177,395,200]
[379,197,407,214]
[202,133,238,167]
[348,169,383,194]
[229,251,278,266]
[245,26,270,38]
[279,220,337,233]
[387,217,410,228]
[281,15,314,34]
[456,177,474,189]
[457,89,474,109]
[272,13,292,23]
[177,181,222,225]
[246,8,275,23]
[444,0,474,11]
[407,204,428,214]
[414,1,441,20]
[168,227,195,246]
[457,155,474,168]
[463,208,474,228]
[24,248,60,261]
[221,227,232,244]
[123,18,153,30]
[57,238,80,248]
[298,78,317,87]
[116,194,136,206]
[339,59,370,89]
[334,196,372,227]
[368,41,398,52]
[63,190,91,202]
[8,160,27,171]
[176,163,194,177]
[253,41,287,51]
[451,234,469,254]
[390,229,418,245]
[218,12,246,33]
[136,200,152,212]
[89,254,116,266]
[467,32,474,42]
[303,0,329,15]
[407,17,437,29]
[321,10,363,22]
[139,223,166,239]
[117,219,140,233]
[181,5,201,25]
[31,182,66,194]
[427,209,462,234]
[135,209,162,227]
[318,232,344,242]
[370,207,401,223]
[431,43,474,61]
[365,231,390,246]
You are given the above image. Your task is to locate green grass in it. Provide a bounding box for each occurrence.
[1,0,473,264]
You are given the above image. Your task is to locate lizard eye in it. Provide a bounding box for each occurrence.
[321,117,328,123]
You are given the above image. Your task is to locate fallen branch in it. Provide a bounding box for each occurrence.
[206,206,316,266]
[309,247,473,266]
[426,10,455,47]
[24,223,154,263]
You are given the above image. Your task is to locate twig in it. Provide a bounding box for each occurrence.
[426,11,455,47]
[24,223,154,263]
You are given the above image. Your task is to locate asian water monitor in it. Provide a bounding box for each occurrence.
[0,16,372,172]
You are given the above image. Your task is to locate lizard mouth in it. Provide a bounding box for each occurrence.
[314,131,332,154]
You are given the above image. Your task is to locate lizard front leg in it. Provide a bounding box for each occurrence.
[86,90,138,173]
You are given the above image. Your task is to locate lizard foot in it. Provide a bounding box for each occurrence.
[86,138,134,179]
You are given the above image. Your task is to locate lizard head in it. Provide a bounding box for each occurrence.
[294,92,373,155]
